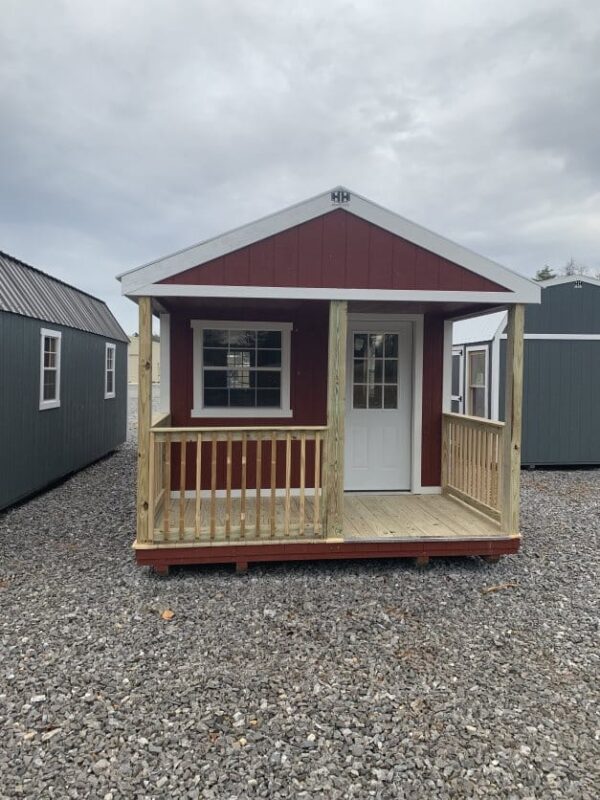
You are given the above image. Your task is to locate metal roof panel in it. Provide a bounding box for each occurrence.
[0,251,128,342]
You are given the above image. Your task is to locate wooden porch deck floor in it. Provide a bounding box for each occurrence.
[150,493,505,546]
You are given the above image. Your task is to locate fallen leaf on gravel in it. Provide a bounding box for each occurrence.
[41,728,62,742]
[481,582,518,594]
[161,609,175,620]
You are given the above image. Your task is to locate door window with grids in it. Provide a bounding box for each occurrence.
[467,348,487,417]
[39,329,61,410]
[191,321,292,417]
[352,332,399,409]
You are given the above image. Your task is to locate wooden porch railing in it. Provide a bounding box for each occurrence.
[442,412,504,522]
[146,426,326,544]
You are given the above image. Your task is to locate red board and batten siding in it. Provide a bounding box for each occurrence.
[168,304,444,489]
[160,209,507,292]
[162,208,496,490]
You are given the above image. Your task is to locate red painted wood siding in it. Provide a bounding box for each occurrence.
[421,315,444,487]
[170,303,329,428]
[161,209,507,292]
[168,303,444,490]
[169,303,328,491]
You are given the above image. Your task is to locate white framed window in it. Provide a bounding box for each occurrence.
[466,346,488,418]
[39,328,62,410]
[105,343,116,399]
[191,320,292,418]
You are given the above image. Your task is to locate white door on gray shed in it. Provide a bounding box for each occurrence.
[344,320,413,491]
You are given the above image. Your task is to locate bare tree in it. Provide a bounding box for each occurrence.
[560,258,593,277]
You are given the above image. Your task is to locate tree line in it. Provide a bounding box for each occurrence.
[535,259,600,281]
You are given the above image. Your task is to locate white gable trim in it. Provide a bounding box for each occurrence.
[500,333,600,341]
[540,275,600,288]
[118,186,540,303]
[127,283,540,304]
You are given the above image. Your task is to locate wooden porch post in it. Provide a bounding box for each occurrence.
[324,300,348,536]
[137,297,153,543]
[501,304,524,534]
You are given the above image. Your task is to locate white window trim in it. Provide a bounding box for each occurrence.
[451,346,464,414]
[465,345,489,418]
[104,342,116,399]
[39,328,62,411]
[191,320,293,418]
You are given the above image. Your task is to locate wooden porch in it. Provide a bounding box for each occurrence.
[150,493,504,544]
[134,298,524,573]
[133,410,517,571]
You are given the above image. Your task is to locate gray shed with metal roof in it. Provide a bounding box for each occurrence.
[453,276,600,466]
[0,251,128,510]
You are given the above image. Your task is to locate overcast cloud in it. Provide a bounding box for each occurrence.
[1,0,599,331]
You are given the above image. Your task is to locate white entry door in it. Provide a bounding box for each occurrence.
[344,320,413,491]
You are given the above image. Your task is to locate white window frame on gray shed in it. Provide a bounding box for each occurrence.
[39,328,62,411]
[465,345,489,418]
[105,342,116,399]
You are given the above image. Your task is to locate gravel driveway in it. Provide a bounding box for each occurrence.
[1,387,598,799]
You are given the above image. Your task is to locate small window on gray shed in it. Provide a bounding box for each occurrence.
[105,343,116,399]
[39,329,62,410]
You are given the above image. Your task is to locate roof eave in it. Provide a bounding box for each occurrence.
[117,187,541,303]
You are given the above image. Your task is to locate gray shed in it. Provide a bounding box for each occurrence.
[452,276,600,466]
[0,250,128,510]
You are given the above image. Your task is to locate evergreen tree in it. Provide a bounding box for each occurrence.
[534,266,556,281]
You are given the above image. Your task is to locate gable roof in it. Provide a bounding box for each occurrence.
[453,311,507,345]
[117,186,540,304]
[0,250,128,342]
[539,275,600,288]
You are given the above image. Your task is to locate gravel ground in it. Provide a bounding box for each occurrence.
[0,386,599,799]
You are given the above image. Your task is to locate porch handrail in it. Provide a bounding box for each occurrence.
[151,411,171,428]
[151,424,328,434]
[442,412,504,521]
[146,425,327,545]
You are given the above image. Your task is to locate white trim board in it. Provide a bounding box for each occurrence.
[490,333,500,421]
[499,333,600,340]
[540,275,600,288]
[128,283,540,304]
[118,186,540,304]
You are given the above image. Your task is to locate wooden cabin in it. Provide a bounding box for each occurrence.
[118,188,540,574]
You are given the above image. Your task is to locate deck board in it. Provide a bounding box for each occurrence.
[152,492,504,546]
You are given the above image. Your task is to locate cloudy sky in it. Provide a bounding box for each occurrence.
[1,0,599,331]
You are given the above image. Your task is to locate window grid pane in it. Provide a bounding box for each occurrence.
[469,352,486,388]
[353,332,399,409]
[43,371,57,401]
[203,328,283,408]
[42,335,59,402]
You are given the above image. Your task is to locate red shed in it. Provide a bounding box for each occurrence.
[119,188,540,574]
